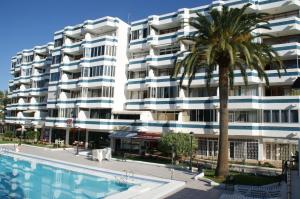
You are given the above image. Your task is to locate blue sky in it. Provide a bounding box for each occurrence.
[0,0,211,91]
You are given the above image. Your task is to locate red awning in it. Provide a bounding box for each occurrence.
[133,132,161,140]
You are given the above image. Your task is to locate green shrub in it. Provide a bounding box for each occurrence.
[158,132,198,162]
[4,131,14,140]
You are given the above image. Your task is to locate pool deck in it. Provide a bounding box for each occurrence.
[3,145,226,199]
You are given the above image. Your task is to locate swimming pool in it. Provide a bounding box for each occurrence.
[0,150,185,199]
[0,154,131,199]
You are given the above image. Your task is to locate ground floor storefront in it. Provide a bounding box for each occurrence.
[3,124,299,165]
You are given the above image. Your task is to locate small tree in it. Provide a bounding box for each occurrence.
[159,132,198,163]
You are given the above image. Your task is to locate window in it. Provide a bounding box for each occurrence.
[52,55,61,65]
[88,87,114,98]
[189,87,217,97]
[22,55,34,63]
[59,108,76,118]
[143,28,148,38]
[272,110,280,123]
[148,86,178,98]
[152,111,179,121]
[290,110,299,123]
[264,109,298,123]
[128,91,147,99]
[131,30,140,40]
[89,45,116,57]
[86,65,115,77]
[159,27,180,35]
[281,110,289,123]
[54,38,63,47]
[159,45,180,55]
[90,109,111,119]
[128,71,146,79]
[263,110,271,123]
[230,85,258,96]
[230,111,258,123]
[50,72,60,81]
[190,110,217,122]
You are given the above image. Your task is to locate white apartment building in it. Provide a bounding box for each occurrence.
[5,0,300,164]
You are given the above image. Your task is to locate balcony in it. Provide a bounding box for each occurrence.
[258,0,300,13]
[272,42,300,58]
[30,87,48,96]
[264,16,300,36]
[76,97,114,108]
[61,60,81,71]
[145,76,177,87]
[146,54,176,67]
[129,38,148,51]
[224,0,258,10]
[128,57,147,71]
[147,32,178,46]
[78,77,115,87]
[62,41,83,55]
[33,58,50,68]
[58,79,79,90]
[45,117,139,131]
[64,25,83,38]
[84,17,119,34]
[127,78,146,90]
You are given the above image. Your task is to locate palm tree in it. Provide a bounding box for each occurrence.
[173,4,283,178]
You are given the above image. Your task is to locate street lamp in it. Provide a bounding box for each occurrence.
[189,131,194,171]
[75,126,80,155]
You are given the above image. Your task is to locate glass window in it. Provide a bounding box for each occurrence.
[272,110,280,123]
[281,110,289,123]
[263,110,271,123]
[290,110,299,123]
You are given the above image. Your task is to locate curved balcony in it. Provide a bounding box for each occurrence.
[33,58,50,68]
[64,26,83,38]
[30,87,48,96]
[84,17,119,33]
[58,79,79,90]
[62,41,83,55]
[61,60,81,71]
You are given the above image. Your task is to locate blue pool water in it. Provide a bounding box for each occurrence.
[0,155,131,199]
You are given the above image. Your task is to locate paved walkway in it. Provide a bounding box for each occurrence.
[5,145,225,199]
[291,170,300,199]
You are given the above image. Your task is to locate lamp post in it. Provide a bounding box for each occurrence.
[75,126,80,155]
[189,131,194,171]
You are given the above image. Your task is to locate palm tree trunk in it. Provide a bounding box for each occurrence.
[215,64,229,178]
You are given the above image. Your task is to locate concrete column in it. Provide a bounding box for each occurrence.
[48,128,52,144]
[85,131,89,149]
[258,139,264,161]
[65,128,70,145]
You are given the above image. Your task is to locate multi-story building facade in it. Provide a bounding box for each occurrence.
[5,0,300,164]
[6,43,53,133]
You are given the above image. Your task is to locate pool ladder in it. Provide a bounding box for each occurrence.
[115,170,134,184]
